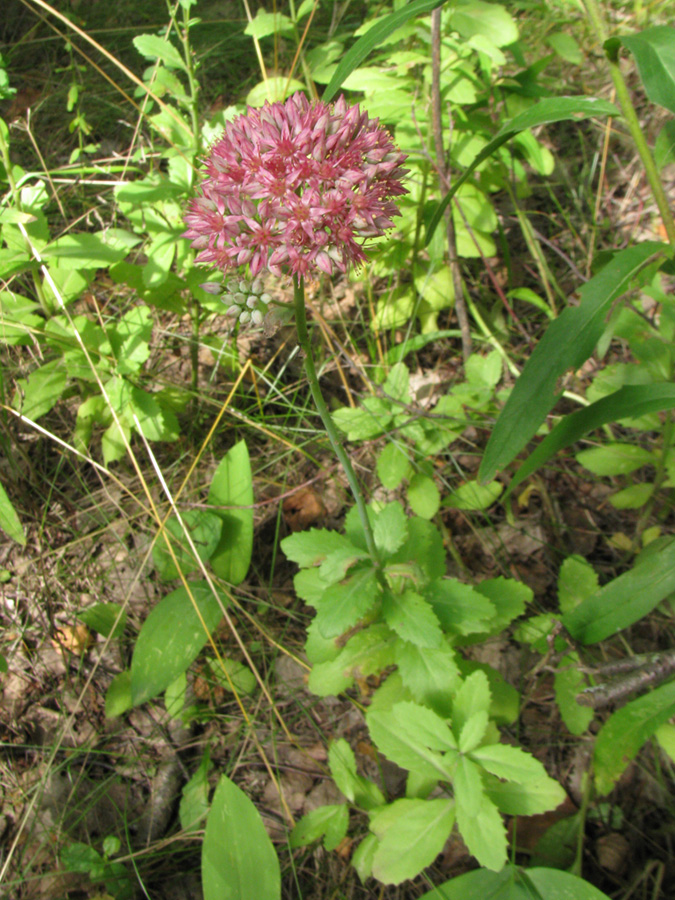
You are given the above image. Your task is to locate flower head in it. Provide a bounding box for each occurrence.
[183,92,408,280]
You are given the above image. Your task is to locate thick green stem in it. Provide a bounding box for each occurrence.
[293,277,380,565]
[584,0,675,246]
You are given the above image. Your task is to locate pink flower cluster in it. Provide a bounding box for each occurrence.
[183,92,408,279]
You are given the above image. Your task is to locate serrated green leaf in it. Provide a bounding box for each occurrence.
[332,398,393,440]
[382,588,443,648]
[370,798,455,884]
[308,624,395,695]
[377,441,412,489]
[395,640,460,716]
[133,34,187,70]
[452,670,491,738]
[373,502,409,556]
[281,528,355,567]
[444,480,502,510]
[471,743,555,785]
[13,360,67,421]
[367,701,457,781]
[453,756,484,816]
[328,739,384,810]
[459,711,489,753]
[290,804,349,851]
[319,545,370,584]
[484,774,567,816]
[316,566,381,637]
[426,579,497,635]
[455,792,507,871]
[474,576,531,632]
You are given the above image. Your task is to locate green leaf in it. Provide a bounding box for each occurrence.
[319,545,370,584]
[133,34,187,70]
[42,232,131,268]
[323,0,446,102]
[290,804,349,851]
[152,510,222,581]
[450,0,518,46]
[282,528,355,568]
[546,32,583,64]
[563,537,675,643]
[471,743,556,784]
[308,624,395,695]
[377,442,412,489]
[554,653,594,735]
[609,482,654,509]
[420,865,613,899]
[479,242,669,482]
[202,774,280,900]
[206,657,257,695]
[474,577,531,632]
[383,361,411,402]
[110,304,152,374]
[60,841,102,873]
[13,360,67,421]
[332,398,392,440]
[208,441,254,585]
[407,472,441,519]
[594,680,675,795]
[328,739,385,809]
[454,756,484,816]
[180,750,212,832]
[443,480,502,510]
[105,670,132,718]
[484,774,567,816]
[459,711,489,753]
[130,581,227,706]
[370,798,455,884]
[316,566,381,638]
[655,120,675,170]
[244,9,295,39]
[426,579,497,635]
[575,442,655,476]
[382,588,443,648]
[0,479,25,545]
[77,602,126,639]
[452,670,491,738]
[395,640,460,716]
[620,27,675,116]
[367,701,457,781]
[352,834,378,883]
[373,502,409,556]
[455,792,507,871]
[558,555,599,614]
[426,97,620,246]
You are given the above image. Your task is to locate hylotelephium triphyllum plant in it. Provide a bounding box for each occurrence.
[183,91,566,885]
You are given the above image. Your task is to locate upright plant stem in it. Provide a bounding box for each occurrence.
[293,277,380,564]
[431,7,472,362]
[583,0,675,246]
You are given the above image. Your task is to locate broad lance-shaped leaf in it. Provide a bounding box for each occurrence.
[418,864,614,899]
[594,680,675,796]
[506,383,675,497]
[455,792,507,871]
[324,0,446,102]
[0,478,25,545]
[616,27,675,116]
[131,581,227,706]
[426,96,620,246]
[563,537,675,643]
[479,241,669,482]
[208,441,254,585]
[202,774,280,900]
[370,798,455,885]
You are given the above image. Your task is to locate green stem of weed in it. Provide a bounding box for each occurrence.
[583,0,675,246]
[293,276,380,565]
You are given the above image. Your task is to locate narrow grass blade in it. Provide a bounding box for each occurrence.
[479,241,669,483]
[425,97,620,246]
[323,0,446,102]
[507,383,675,496]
